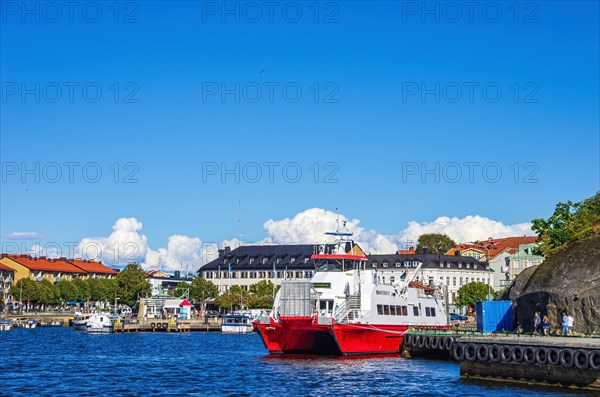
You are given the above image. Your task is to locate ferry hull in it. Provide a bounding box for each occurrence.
[330,323,409,355]
[255,316,340,355]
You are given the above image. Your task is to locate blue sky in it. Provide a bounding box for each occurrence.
[1,1,599,266]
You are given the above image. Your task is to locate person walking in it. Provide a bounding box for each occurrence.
[542,315,550,336]
[561,312,569,336]
[567,313,574,336]
[533,311,541,336]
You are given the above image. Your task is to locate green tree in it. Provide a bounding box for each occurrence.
[35,279,58,309]
[99,278,117,302]
[56,280,80,303]
[215,285,249,311]
[190,277,218,301]
[171,281,190,298]
[249,280,276,296]
[416,233,456,254]
[247,295,274,309]
[12,278,37,310]
[73,278,91,302]
[532,192,600,256]
[116,263,151,307]
[456,282,494,309]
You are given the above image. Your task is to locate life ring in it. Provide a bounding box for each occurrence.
[453,343,465,361]
[511,346,524,363]
[431,337,439,350]
[156,322,162,330]
[589,350,600,370]
[150,322,156,329]
[404,334,413,347]
[573,349,589,370]
[476,344,489,362]
[535,347,548,365]
[488,344,501,363]
[500,345,512,363]
[523,347,536,364]
[424,336,432,349]
[547,348,560,366]
[444,337,454,351]
[163,323,168,329]
[465,344,477,362]
[559,348,574,369]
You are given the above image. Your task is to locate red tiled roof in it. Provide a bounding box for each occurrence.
[446,236,537,259]
[0,262,15,272]
[69,259,119,275]
[2,254,86,273]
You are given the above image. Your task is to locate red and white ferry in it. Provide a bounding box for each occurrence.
[254,231,449,355]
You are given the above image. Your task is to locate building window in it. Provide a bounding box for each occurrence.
[459,277,463,285]
[446,277,450,285]
[514,260,520,269]
[390,276,395,283]
[452,277,456,286]
[296,271,302,278]
[527,260,533,268]
[428,276,434,285]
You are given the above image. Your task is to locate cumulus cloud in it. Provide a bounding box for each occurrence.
[262,208,534,254]
[263,208,398,254]
[399,215,534,244]
[6,231,45,240]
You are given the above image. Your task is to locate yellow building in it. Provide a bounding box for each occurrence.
[0,254,86,283]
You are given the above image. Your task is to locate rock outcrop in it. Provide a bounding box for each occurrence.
[501,231,600,335]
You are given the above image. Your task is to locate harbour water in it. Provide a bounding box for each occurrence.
[0,328,593,396]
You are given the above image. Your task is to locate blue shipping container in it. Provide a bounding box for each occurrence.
[476,301,513,333]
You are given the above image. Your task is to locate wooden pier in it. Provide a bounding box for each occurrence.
[403,331,600,391]
[112,320,221,333]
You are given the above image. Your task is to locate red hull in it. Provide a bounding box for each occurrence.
[255,317,449,356]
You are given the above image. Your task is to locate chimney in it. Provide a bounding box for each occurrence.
[218,249,224,258]
[224,246,231,255]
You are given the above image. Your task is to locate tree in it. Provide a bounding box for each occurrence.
[171,281,190,298]
[12,278,37,310]
[416,233,456,254]
[35,279,58,309]
[190,277,218,301]
[532,192,600,256]
[73,278,91,302]
[249,280,276,296]
[56,280,80,303]
[116,263,151,308]
[456,282,494,309]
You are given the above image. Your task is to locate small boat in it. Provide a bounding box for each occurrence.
[39,321,62,327]
[73,312,92,331]
[0,319,12,331]
[221,313,254,334]
[85,313,113,333]
[14,318,37,329]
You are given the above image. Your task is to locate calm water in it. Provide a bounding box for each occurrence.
[0,328,593,397]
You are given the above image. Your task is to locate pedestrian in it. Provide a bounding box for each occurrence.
[533,311,541,336]
[567,313,574,336]
[561,312,569,336]
[542,315,550,336]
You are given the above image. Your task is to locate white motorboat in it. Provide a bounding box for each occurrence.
[73,312,92,331]
[0,319,12,331]
[85,313,113,333]
[221,313,254,334]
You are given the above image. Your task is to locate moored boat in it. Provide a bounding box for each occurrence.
[0,319,12,331]
[85,313,113,333]
[254,230,449,356]
[222,313,254,334]
[73,312,92,331]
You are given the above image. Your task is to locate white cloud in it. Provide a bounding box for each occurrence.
[145,235,203,272]
[262,209,534,254]
[6,231,45,240]
[399,215,534,244]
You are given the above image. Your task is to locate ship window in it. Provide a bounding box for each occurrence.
[377,305,384,315]
[402,306,408,316]
[390,306,396,315]
[383,305,390,315]
[425,307,431,316]
[395,306,402,316]
[431,307,436,316]
[413,306,419,316]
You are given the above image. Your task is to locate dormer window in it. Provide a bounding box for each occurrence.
[290,257,295,263]
[439,263,444,268]
[446,263,450,268]
[249,258,255,264]
[395,262,401,267]
[263,258,268,264]
[383,262,388,268]
[304,258,309,263]
[474,264,477,269]
[412,261,418,267]
[458,263,462,268]
[404,261,409,267]
[373,262,378,268]
[466,263,470,269]
[276,258,281,264]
